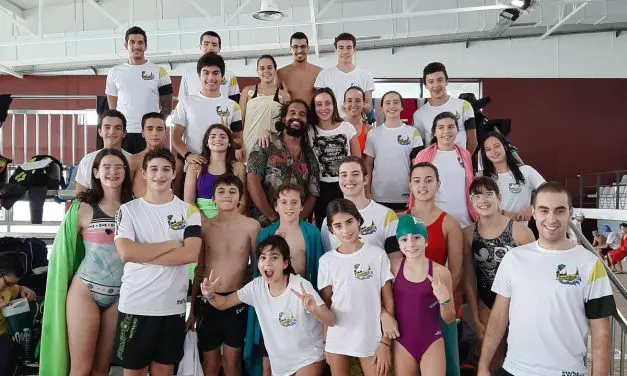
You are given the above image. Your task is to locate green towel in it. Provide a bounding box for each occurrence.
[441,316,460,376]
[40,201,85,376]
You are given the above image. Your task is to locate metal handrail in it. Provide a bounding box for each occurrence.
[569,222,627,375]
[570,221,627,305]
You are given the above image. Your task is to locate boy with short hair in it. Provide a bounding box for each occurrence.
[189,174,260,376]
[0,253,36,375]
[320,156,400,256]
[172,53,243,169]
[413,62,477,154]
[314,32,375,117]
[75,109,131,194]
[128,112,183,197]
[114,147,202,376]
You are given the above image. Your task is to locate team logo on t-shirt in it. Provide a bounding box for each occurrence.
[457,156,465,168]
[360,220,378,235]
[397,135,410,145]
[555,264,581,285]
[278,312,297,327]
[353,264,373,280]
[167,214,186,230]
[216,106,231,118]
[509,183,523,194]
[141,71,155,80]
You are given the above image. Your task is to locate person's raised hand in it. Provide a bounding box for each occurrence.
[426,272,450,305]
[291,282,317,313]
[201,269,221,298]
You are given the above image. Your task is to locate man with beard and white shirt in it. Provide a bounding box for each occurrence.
[478,182,615,376]
[178,31,240,102]
[314,33,374,117]
[246,100,320,227]
[320,156,400,256]
[277,32,322,103]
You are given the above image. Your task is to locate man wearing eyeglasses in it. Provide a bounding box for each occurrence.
[277,32,322,103]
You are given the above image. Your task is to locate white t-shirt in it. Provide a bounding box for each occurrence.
[105,62,172,133]
[178,68,240,100]
[75,149,133,189]
[317,243,393,357]
[492,242,616,376]
[412,96,474,148]
[485,165,545,214]
[314,66,375,117]
[364,124,423,203]
[171,94,242,155]
[433,150,472,227]
[320,200,399,253]
[114,196,201,316]
[307,122,356,183]
[237,275,325,376]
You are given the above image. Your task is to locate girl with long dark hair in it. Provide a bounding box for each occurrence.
[41,148,133,376]
[184,123,247,218]
[479,132,545,222]
[308,87,361,228]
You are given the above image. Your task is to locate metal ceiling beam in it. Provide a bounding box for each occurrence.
[309,0,320,58]
[316,4,511,24]
[0,64,23,78]
[0,0,24,20]
[0,3,513,47]
[38,0,44,37]
[226,0,253,25]
[85,0,123,28]
[407,0,420,13]
[186,0,211,20]
[316,0,337,19]
[540,1,589,40]
[0,7,37,37]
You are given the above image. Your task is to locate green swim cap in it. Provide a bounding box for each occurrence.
[396,215,428,240]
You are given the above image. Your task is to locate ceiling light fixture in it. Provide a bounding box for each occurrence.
[509,0,533,11]
[253,0,286,21]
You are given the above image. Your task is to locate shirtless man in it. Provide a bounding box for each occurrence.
[277,32,321,103]
[128,112,183,197]
[188,174,260,376]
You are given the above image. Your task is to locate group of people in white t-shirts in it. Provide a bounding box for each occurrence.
[41,24,619,376]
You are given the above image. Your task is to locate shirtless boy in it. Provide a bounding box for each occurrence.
[188,174,260,376]
[128,112,183,197]
[277,32,321,103]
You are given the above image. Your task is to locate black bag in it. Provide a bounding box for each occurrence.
[3,155,65,224]
[0,237,49,297]
[8,155,64,190]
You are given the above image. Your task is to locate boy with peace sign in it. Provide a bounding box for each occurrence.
[200,235,336,376]
[389,215,455,376]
